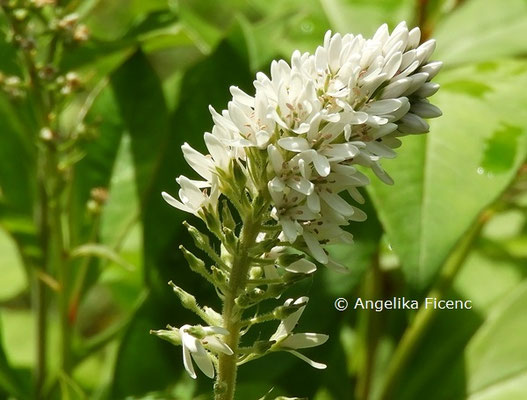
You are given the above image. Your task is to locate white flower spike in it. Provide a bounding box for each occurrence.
[162,22,441,270]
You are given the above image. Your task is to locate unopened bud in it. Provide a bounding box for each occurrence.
[58,13,79,30]
[183,221,211,250]
[231,159,247,187]
[179,245,206,274]
[249,266,263,280]
[39,127,54,141]
[220,200,236,231]
[73,24,89,42]
[168,281,198,312]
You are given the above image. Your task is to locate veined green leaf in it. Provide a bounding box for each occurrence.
[435,0,527,67]
[367,60,527,289]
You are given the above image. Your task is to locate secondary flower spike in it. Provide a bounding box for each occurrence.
[163,21,441,269]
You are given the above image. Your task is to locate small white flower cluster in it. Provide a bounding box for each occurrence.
[163,22,441,268]
[153,296,327,379]
[152,324,233,379]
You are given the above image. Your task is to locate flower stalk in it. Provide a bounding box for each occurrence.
[154,21,442,399]
[215,209,266,400]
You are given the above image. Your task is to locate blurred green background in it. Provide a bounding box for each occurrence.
[1,0,526,399]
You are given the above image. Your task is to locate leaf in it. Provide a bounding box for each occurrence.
[109,37,254,398]
[0,95,34,215]
[465,282,527,399]
[320,0,413,38]
[110,50,169,207]
[381,248,527,400]
[434,0,527,67]
[70,86,124,246]
[0,229,26,302]
[366,59,527,289]
[0,315,29,399]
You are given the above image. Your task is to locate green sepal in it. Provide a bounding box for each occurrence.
[221,199,237,231]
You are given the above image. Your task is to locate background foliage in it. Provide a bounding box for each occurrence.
[0,0,526,399]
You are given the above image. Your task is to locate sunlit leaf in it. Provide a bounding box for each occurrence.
[435,0,527,67]
[367,60,527,289]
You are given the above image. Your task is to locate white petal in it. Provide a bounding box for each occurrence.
[419,61,442,80]
[204,133,230,168]
[269,177,286,192]
[347,187,365,204]
[411,101,442,118]
[383,52,402,79]
[364,99,403,115]
[202,326,229,336]
[307,193,321,213]
[414,82,440,97]
[281,333,329,349]
[272,297,309,340]
[255,130,271,148]
[287,176,314,195]
[398,113,429,134]
[285,258,317,274]
[372,163,394,185]
[278,137,311,152]
[320,191,355,216]
[268,145,284,173]
[402,72,429,96]
[204,336,233,355]
[281,219,301,243]
[162,191,194,213]
[366,141,397,159]
[313,153,331,177]
[293,123,310,134]
[190,344,215,379]
[286,350,327,369]
[322,143,359,161]
[182,143,214,181]
[177,176,206,208]
[381,78,412,99]
[407,27,421,49]
[182,346,197,379]
[303,231,328,264]
[416,40,436,65]
[230,86,254,107]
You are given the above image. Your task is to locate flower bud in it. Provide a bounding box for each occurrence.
[150,327,182,346]
[222,226,238,251]
[249,266,263,280]
[183,221,212,251]
[168,281,199,312]
[220,200,236,231]
[179,245,207,275]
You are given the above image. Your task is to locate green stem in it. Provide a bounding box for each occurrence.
[215,211,263,400]
[54,205,71,374]
[356,250,382,400]
[377,211,492,400]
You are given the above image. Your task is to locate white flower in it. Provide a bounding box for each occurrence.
[180,324,233,379]
[270,297,329,369]
[162,175,218,215]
